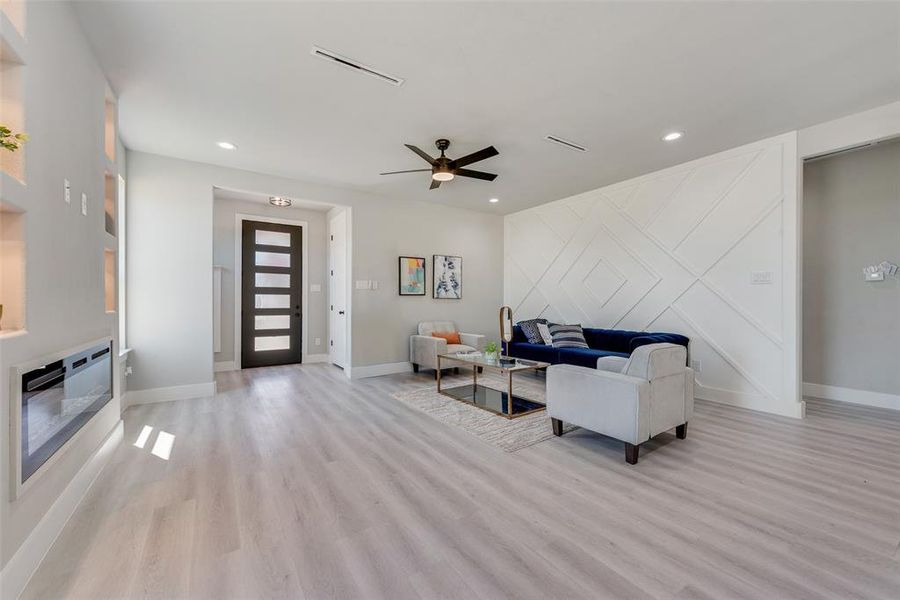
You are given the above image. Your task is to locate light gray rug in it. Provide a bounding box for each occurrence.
[391,370,574,452]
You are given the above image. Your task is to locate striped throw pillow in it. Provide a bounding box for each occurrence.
[549,324,589,349]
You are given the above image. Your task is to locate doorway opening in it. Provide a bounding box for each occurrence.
[801,136,900,410]
[241,219,303,368]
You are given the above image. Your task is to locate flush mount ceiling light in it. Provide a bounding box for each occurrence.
[489,198,500,203]
[662,131,684,142]
[217,141,237,150]
[269,196,292,207]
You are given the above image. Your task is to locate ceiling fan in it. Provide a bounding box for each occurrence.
[380,139,499,189]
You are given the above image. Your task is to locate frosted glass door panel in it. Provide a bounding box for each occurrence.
[255,230,291,247]
[255,294,290,309]
[255,336,291,351]
[255,315,290,330]
[255,251,290,268]
[255,272,291,288]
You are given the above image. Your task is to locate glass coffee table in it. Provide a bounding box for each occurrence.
[436,353,550,419]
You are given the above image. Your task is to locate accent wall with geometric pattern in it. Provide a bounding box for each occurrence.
[505,133,803,417]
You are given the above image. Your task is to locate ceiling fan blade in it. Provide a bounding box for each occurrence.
[380,169,432,175]
[429,179,442,190]
[405,144,437,165]
[451,145,498,168]
[455,168,497,181]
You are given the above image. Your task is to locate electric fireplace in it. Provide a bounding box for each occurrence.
[12,338,113,494]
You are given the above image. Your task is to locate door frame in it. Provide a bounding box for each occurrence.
[328,207,353,378]
[234,213,309,370]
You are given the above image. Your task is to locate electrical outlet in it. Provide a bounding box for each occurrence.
[81,193,88,216]
[64,179,71,203]
[315,338,321,346]
[691,359,702,373]
[750,271,773,285]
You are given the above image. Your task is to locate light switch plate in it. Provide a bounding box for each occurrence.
[750,271,773,285]
[81,193,88,216]
[371,280,379,290]
[315,338,321,346]
[864,271,885,282]
[64,179,71,203]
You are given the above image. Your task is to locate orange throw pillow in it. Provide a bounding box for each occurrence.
[432,331,461,345]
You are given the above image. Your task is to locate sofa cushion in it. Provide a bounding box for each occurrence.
[507,342,559,364]
[558,347,629,369]
[549,324,589,349]
[517,319,548,344]
[582,328,646,353]
[629,333,690,354]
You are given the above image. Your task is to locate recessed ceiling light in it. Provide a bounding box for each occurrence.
[269,196,291,207]
[489,198,500,203]
[217,141,237,150]
[662,131,684,142]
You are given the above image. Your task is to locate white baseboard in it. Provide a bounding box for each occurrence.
[214,360,236,372]
[803,382,900,411]
[304,353,330,364]
[0,420,123,600]
[125,381,216,407]
[351,361,413,379]
[695,382,805,418]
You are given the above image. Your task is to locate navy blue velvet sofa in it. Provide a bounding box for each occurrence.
[507,325,689,369]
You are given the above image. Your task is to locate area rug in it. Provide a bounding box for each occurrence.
[391,371,575,452]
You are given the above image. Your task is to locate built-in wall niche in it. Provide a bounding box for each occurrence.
[104,100,116,162]
[104,172,116,236]
[0,202,25,334]
[104,249,116,313]
[0,0,26,37]
[0,31,26,183]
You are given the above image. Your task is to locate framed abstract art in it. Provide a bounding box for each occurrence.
[398,256,426,295]
[433,255,462,299]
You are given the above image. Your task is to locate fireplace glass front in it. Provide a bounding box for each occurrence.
[20,341,113,483]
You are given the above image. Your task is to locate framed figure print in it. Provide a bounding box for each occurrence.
[399,256,426,295]
[433,255,462,299]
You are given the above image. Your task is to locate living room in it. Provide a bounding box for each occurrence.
[1,1,899,598]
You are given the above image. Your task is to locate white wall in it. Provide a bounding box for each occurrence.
[803,139,900,408]
[212,196,329,365]
[0,0,122,587]
[504,132,802,417]
[126,151,504,392]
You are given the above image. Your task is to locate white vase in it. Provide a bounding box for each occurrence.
[485,351,499,361]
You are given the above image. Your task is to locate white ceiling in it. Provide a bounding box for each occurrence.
[74,1,900,214]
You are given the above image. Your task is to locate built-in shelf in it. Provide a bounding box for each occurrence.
[0,200,25,334]
[104,172,116,237]
[0,12,26,185]
[104,248,116,313]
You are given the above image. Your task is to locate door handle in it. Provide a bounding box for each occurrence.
[338,311,345,315]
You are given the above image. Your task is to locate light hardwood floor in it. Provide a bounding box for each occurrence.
[21,364,900,599]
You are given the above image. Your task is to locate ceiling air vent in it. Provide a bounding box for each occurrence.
[545,135,588,152]
[310,46,404,86]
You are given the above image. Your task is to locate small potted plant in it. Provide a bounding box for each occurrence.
[484,341,500,362]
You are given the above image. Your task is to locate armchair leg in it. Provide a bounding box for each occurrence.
[676,422,688,439]
[412,363,419,373]
[625,443,640,465]
[551,418,564,437]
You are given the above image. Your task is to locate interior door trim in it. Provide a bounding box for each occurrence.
[233,213,309,370]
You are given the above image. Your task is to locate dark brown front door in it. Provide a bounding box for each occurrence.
[241,220,302,368]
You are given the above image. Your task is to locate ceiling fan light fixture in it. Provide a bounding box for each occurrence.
[432,170,454,182]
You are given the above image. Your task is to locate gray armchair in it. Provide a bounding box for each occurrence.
[410,321,485,376]
[547,343,694,464]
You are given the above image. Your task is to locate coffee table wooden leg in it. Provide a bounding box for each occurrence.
[437,356,442,392]
[473,365,478,390]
